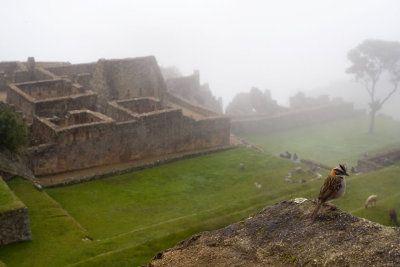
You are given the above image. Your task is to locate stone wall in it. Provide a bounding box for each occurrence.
[0,62,19,76]
[31,116,57,145]
[167,92,219,117]
[106,101,136,122]
[357,148,400,173]
[166,71,199,99]
[4,56,231,177]
[13,70,31,83]
[16,79,82,99]
[0,178,31,245]
[166,71,223,113]
[118,97,163,114]
[226,87,287,117]
[34,91,97,119]
[6,83,36,121]
[230,103,362,134]
[30,107,230,176]
[7,80,97,122]
[0,207,32,245]
[91,57,166,109]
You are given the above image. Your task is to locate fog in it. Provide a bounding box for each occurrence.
[1,0,400,109]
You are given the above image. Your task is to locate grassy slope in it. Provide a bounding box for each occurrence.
[0,177,24,213]
[241,116,400,167]
[45,147,310,240]
[0,148,319,266]
[1,148,399,266]
[63,152,400,266]
[0,179,90,267]
[1,116,400,266]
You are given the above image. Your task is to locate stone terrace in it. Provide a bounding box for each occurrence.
[1,57,230,178]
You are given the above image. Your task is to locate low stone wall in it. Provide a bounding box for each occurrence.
[7,81,97,122]
[118,97,163,114]
[357,148,400,173]
[34,91,97,119]
[45,63,96,78]
[0,207,32,245]
[230,103,363,134]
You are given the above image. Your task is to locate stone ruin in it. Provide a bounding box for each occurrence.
[289,91,344,110]
[356,148,400,173]
[226,87,287,117]
[228,88,364,135]
[1,56,230,177]
[165,70,223,114]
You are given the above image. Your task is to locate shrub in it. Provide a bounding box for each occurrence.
[0,103,28,153]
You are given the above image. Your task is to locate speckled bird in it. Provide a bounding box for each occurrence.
[311,163,349,219]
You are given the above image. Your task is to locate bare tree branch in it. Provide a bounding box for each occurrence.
[380,83,399,106]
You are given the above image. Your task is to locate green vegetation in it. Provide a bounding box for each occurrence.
[0,177,25,213]
[0,103,28,153]
[337,166,400,226]
[0,179,89,267]
[0,148,321,266]
[241,116,400,167]
[1,116,399,266]
[45,148,312,240]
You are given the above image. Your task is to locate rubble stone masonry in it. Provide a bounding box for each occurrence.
[0,207,32,245]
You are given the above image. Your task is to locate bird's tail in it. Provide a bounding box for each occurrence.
[311,201,322,219]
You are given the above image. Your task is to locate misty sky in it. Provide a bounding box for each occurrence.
[1,0,400,107]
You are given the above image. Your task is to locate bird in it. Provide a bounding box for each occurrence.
[311,163,349,219]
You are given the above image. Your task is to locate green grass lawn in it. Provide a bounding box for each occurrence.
[0,177,24,213]
[1,116,400,266]
[0,148,323,266]
[241,116,400,167]
[1,147,399,266]
[0,178,90,267]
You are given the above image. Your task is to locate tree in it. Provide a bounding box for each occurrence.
[346,39,400,133]
[0,103,28,153]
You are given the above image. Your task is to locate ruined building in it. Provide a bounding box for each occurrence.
[227,88,363,135]
[1,57,230,177]
[225,87,287,117]
[165,70,223,114]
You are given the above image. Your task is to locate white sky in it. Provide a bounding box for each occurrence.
[1,0,400,107]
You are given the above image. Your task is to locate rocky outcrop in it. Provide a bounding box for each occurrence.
[149,200,400,266]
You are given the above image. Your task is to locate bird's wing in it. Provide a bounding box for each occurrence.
[318,175,342,202]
